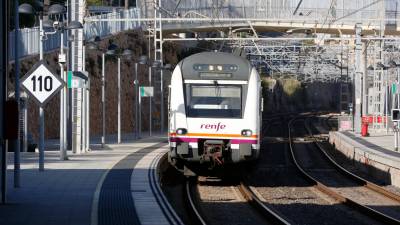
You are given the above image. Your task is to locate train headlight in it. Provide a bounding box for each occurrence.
[176,128,188,135]
[241,129,252,137]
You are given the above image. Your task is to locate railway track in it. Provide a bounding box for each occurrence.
[184,177,290,225]
[288,117,400,224]
[251,115,377,225]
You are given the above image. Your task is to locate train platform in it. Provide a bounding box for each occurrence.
[329,130,400,188]
[0,135,177,225]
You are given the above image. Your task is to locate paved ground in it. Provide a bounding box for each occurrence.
[0,135,167,225]
[342,131,400,157]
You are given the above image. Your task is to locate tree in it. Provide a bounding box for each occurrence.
[87,0,103,6]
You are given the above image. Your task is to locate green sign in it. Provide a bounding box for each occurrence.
[67,71,88,89]
[140,86,154,97]
[392,83,400,94]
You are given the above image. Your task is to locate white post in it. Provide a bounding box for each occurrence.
[135,63,139,139]
[395,122,399,151]
[102,53,105,147]
[82,45,86,151]
[139,91,142,138]
[386,71,389,134]
[149,67,152,136]
[118,57,121,144]
[39,107,44,171]
[148,32,152,137]
[60,28,67,160]
[86,79,90,151]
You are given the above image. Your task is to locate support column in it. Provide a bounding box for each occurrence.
[362,42,368,117]
[0,0,8,204]
[70,0,85,154]
[354,23,363,133]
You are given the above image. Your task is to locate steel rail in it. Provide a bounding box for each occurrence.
[150,152,186,225]
[288,117,400,225]
[238,182,291,225]
[306,117,400,203]
[185,179,208,225]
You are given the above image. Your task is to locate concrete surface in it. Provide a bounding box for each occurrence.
[329,131,400,187]
[0,135,167,225]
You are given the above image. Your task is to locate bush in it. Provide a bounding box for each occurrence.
[282,79,302,97]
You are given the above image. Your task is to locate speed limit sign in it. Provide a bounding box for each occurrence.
[21,60,65,106]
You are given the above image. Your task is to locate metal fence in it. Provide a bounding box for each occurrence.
[147,0,393,31]
[9,8,141,60]
[84,8,141,40]
[9,27,65,61]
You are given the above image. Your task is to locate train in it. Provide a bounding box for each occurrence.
[168,52,262,175]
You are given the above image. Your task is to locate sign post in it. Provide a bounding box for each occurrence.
[139,86,153,137]
[21,61,65,170]
[392,109,400,151]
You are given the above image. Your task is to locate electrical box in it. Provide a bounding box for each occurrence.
[392,109,400,121]
[58,53,66,64]
[4,99,19,139]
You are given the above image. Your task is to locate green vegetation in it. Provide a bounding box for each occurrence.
[261,77,276,90]
[87,0,103,6]
[282,78,302,97]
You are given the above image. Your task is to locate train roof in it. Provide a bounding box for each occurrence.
[178,52,252,80]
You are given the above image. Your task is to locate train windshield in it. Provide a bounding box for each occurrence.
[185,84,242,118]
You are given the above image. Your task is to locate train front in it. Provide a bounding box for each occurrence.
[168,52,261,174]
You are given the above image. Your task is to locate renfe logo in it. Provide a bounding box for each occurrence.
[200,122,226,132]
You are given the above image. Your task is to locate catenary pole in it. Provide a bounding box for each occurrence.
[102,53,105,148]
[118,57,121,143]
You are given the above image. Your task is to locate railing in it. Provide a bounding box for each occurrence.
[9,27,65,61]
[84,8,141,40]
[151,0,392,30]
[9,8,141,61]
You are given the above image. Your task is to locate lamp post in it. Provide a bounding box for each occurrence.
[86,40,113,148]
[138,56,155,137]
[87,40,132,145]
[135,55,151,138]
[105,47,133,144]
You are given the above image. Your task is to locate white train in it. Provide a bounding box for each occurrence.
[168,52,262,174]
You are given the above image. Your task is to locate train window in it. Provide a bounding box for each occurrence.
[185,84,242,118]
